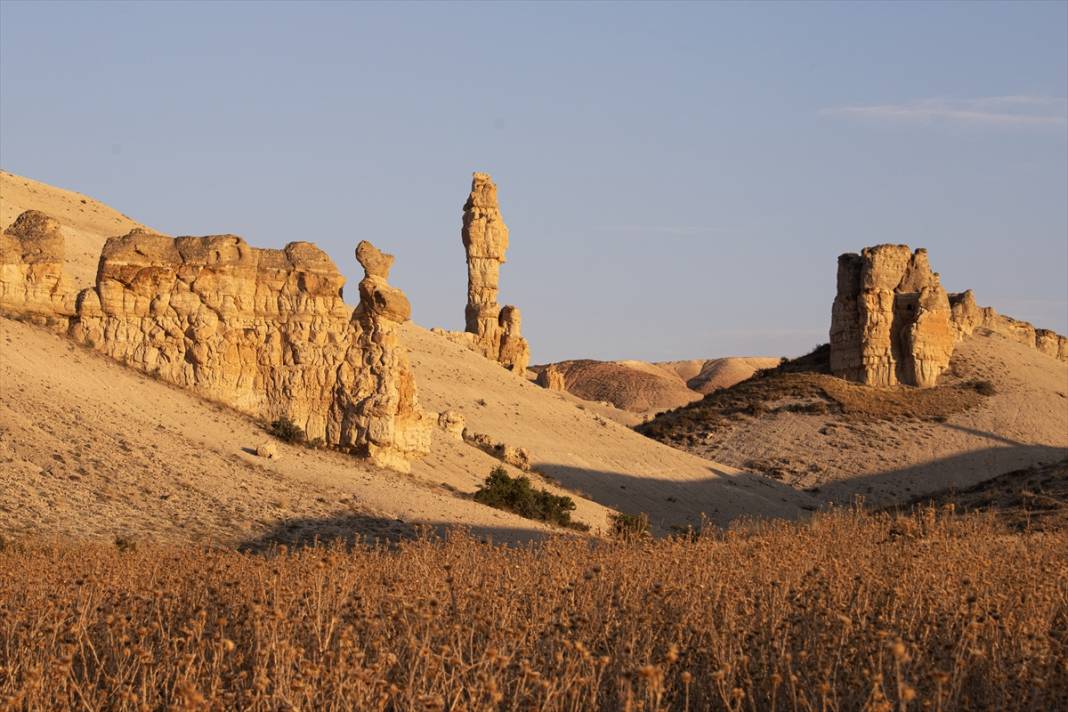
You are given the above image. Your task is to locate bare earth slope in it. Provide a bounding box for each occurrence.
[895,457,1068,532]
[0,170,156,290]
[404,324,812,529]
[0,317,600,546]
[0,170,811,543]
[641,331,1068,507]
[531,356,779,415]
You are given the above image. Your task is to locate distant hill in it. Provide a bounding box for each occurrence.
[530,356,780,415]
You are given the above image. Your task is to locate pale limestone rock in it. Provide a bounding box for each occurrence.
[0,210,75,327]
[456,172,530,374]
[832,246,1068,387]
[437,410,465,441]
[66,229,429,471]
[256,441,278,459]
[330,240,431,472]
[831,245,955,387]
[499,444,532,471]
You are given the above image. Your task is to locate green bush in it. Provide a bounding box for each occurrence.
[610,512,650,540]
[268,417,305,444]
[474,467,586,531]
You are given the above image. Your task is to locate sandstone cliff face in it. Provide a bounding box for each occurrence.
[0,210,75,326]
[830,245,955,387]
[54,226,430,471]
[831,245,1067,388]
[455,172,530,374]
[949,289,1068,362]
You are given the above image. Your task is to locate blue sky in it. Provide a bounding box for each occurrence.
[2,1,1065,362]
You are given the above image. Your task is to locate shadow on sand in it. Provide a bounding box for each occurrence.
[239,512,556,553]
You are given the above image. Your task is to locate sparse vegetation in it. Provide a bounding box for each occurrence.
[970,379,997,396]
[267,416,305,444]
[609,511,650,540]
[638,358,987,445]
[0,508,1064,710]
[474,466,587,531]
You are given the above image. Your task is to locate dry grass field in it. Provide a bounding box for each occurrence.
[2,508,1065,712]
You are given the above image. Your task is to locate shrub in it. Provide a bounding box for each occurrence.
[971,380,997,396]
[474,467,585,530]
[268,417,305,444]
[610,512,650,540]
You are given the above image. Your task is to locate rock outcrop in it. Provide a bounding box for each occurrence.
[830,245,955,387]
[329,241,432,471]
[0,210,75,326]
[451,172,530,374]
[949,289,1068,362]
[0,215,432,471]
[437,410,466,441]
[535,363,566,391]
[831,245,1067,387]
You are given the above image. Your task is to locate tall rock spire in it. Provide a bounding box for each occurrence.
[459,172,530,373]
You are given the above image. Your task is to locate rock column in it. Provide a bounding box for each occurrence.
[461,172,530,373]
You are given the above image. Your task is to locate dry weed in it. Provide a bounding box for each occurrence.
[1,508,1065,711]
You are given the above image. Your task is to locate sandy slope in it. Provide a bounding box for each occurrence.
[0,171,155,290]
[0,314,808,546]
[0,169,812,543]
[644,331,1068,507]
[0,317,598,546]
[404,324,813,530]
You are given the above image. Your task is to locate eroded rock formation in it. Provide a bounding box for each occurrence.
[949,289,1068,362]
[0,210,430,471]
[830,245,954,387]
[0,210,75,326]
[452,172,530,373]
[330,241,432,471]
[831,245,1067,387]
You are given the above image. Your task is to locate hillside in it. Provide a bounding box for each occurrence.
[894,457,1068,532]
[639,331,1068,506]
[530,356,779,415]
[0,170,813,545]
[0,170,155,290]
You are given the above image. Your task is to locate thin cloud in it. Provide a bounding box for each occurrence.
[822,95,1067,127]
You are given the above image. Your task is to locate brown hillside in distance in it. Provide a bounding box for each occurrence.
[531,356,779,414]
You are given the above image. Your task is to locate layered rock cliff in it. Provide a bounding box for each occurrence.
[450,172,530,373]
[831,244,1067,387]
[0,210,75,326]
[1,209,430,471]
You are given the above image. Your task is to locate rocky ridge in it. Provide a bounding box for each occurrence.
[830,244,1066,387]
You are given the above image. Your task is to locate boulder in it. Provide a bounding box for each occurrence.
[437,410,466,440]
[0,210,75,327]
